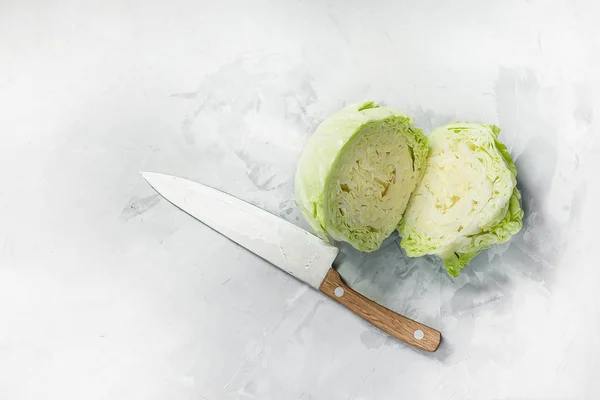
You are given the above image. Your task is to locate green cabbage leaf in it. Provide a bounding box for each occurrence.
[295,102,428,252]
[399,122,524,277]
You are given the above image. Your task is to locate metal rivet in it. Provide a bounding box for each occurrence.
[334,287,344,297]
[414,329,424,340]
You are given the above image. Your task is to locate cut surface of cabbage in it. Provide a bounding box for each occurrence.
[400,122,523,277]
[295,102,428,252]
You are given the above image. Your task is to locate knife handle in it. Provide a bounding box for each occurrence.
[319,269,441,352]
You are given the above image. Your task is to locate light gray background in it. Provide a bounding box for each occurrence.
[1,0,599,399]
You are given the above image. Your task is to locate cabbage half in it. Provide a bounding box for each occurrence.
[295,102,428,252]
[399,122,524,277]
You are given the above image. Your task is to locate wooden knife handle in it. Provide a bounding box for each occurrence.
[319,269,441,352]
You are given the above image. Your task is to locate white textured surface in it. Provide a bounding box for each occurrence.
[1,0,599,399]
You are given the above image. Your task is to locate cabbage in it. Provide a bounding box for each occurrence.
[399,122,524,277]
[295,101,428,252]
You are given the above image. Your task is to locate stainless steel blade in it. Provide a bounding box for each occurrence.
[141,172,339,289]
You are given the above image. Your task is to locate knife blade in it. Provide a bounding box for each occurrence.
[142,172,441,352]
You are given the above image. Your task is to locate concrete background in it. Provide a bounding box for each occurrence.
[1,0,599,398]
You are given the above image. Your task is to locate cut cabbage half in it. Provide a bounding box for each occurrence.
[399,122,524,277]
[295,102,428,252]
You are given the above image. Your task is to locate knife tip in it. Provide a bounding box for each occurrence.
[140,171,173,188]
[140,171,157,179]
[140,171,159,185]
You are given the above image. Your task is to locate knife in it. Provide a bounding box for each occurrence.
[141,172,441,352]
